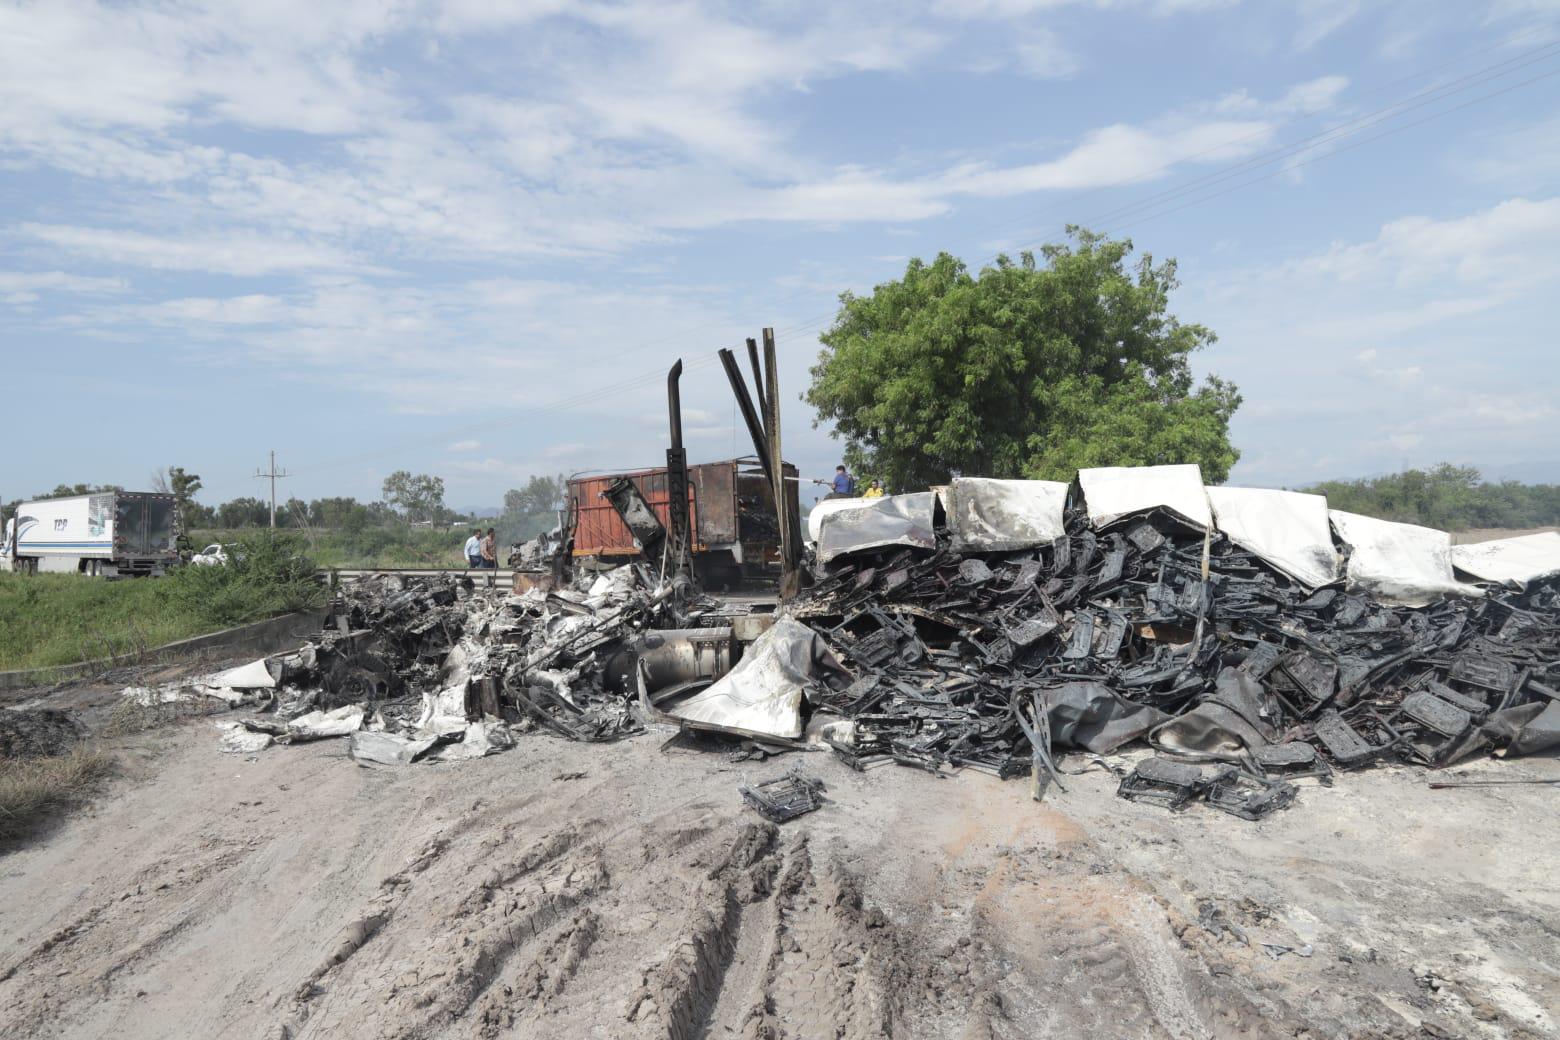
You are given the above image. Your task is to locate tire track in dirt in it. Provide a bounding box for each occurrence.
[284,822,601,1039]
[0,835,257,1038]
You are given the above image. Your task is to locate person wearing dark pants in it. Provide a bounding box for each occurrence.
[481,527,498,587]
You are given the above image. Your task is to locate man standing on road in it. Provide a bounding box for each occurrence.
[481,527,498,587]
[464,528,482,569]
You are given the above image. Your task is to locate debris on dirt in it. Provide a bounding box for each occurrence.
[791,469,1560,817]
[121,464,1560,814]
[739,767,826,822]
[0,708,84,759]
[215,722,273,755]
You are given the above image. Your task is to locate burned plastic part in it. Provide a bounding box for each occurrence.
[1118,758,1208,811]
[739,768,826,822]
[1255,741,1330,780]
[1311,710,1393,768]
[1275,651,1337,707]
[1258,745,1333,786]
[959,558,995,584]
[1238,640,1283,679]
[1449,654,1517,694]
[1204,768,1297,820]
[1401,690,1473,739]
[1422,680,1491,720]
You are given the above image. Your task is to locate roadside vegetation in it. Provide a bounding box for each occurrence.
[0,532,324,672]
[1308,464,1560,531]
[0,746,113,844]
[191,525,472,570]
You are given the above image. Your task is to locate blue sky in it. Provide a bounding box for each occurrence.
[3,0,1559,511]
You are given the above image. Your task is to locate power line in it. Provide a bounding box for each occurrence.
[1099,63,1560,238]
[769,42,1560,345]
[760,32,1560,342]
[282,29,1560,483]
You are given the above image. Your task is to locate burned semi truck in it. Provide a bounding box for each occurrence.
[567,457,799,588]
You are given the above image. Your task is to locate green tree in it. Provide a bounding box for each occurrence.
[169,467,202,507]
[501,474,566,541]
[46,483,123,497]
[806,228,1241,490]
[381,471,447,523]
[1307,464,1560,530]
[308,496,375,532]
[217,497,270,528]
[154,466,208,528]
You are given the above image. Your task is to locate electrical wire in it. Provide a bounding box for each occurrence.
[769,43,1560,344]
[291,29,1560,478]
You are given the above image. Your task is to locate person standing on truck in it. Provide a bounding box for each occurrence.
[464,528,482,569]
[829,465,855,498]
[481,527,498,587]
[862,480,885,499]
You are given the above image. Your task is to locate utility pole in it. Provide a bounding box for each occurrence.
[253,450,290,528]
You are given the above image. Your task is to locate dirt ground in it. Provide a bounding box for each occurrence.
[1,679,1557,1040]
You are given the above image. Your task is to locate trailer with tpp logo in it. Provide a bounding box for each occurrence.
[1,491,181,577]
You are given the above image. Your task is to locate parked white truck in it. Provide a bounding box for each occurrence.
[1,491,181,576]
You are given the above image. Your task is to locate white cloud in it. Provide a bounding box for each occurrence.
[0,270,127,305]
[448,439,481,452]
[1198,195,1560,486]
[19,223,369,276]
[1011,29,1085,78]
[1292,0,1364,49]
[1290,196,1560,291]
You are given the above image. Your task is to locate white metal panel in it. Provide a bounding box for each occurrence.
[666,618,825,740]
[817,492,936,564]
[944,477,1069,551]
[1078,464,1211,530]
[1450,531,1560,588]
[1206,485,1340,589]
[806,496,867,543]
[8,495,113,559]
[1329,510,1482,606]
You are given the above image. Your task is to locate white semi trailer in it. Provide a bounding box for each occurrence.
[1,492,181,577]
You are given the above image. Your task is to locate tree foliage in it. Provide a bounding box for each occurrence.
[217,496,270,528]
[806,228,1241,490]
[502,473,566,541]
[1310,464,1560,531]
[381,471,447,523]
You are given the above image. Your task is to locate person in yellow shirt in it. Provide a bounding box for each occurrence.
[862,480,886,499]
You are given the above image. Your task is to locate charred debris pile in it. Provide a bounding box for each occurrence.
[187,465,1560,822]
[795,498,1560,820]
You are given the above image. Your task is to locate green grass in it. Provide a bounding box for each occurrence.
[191,525,472,570]
[0,532,325,672]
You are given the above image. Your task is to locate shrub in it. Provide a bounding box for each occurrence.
[167,531,325,628]
[0,746,113,844]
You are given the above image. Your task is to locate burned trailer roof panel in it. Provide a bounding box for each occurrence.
[1078,464,1212,532]
[1206,485,1340,590]
[1450,531,1560,589]
[817,492,937,565]
[1329,509,1483,607]
[944,477,1068,553]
